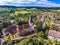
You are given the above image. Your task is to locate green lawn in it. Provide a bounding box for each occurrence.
[14,33,20,38]
[53,10,60,12]
[4,36,9,40]
[15,11,29,15]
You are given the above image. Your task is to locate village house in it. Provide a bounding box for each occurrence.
[3,17,36,40]
[48,30,60,42]
[4,23,35,40]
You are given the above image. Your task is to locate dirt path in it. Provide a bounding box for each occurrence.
[11,33,37,41]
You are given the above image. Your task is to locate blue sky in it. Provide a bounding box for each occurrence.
[0,0,60,7]
[48,0,60,4]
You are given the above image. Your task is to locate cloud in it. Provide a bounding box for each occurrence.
[0,0,36,4]
[0,0,60,7]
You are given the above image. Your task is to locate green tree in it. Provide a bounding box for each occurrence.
[49,24,59,31]
[35,20,43,31]
[37,31,44,37]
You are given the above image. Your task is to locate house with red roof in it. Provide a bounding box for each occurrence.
[4,23,36,40]
[2,17,36,40]
[48,30,60,41]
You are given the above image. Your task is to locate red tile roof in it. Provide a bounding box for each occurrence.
[48,30,60,38]
[23,24,30,29]
[5,24,33,36]
[19,25,23,30]
[5,25,17,34]
[18,24,33,36]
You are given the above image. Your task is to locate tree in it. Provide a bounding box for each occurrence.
[3,38,13,45]
[18,38,31,45]
[35,20,43,31]
[28,42,33,45]
[2,22,9,28]
[37,31,44,37]
[32,37,39,45]
[49,24,59,31]
[51,39,57,45]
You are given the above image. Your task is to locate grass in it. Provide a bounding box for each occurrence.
[15,11,29,15]
[14,33,20,38]
[53,10,60,12]
[4,36,9,40]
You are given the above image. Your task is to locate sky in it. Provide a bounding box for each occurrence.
[0,0,60,7]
